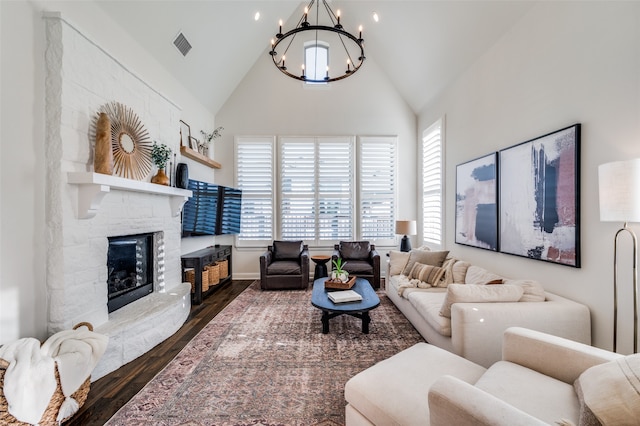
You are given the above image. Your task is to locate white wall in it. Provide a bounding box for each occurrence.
[0,0,215,343]
[214,54,418,279]
[419,1,640,352]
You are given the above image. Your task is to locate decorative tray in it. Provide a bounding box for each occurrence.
[324,276,356,290]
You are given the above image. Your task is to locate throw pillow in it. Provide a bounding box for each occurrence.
[503,279,546,302]
[464,265,504,285]
[451,260,471,283]
[402,250,449,276]
[273,240,303,260]
[439,283,524,318]
[408,262,445,285]
[389,250,410,276]
[574,354,640,425]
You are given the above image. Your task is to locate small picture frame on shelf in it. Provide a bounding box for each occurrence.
[188,136,199,151]
[179,120,191,147]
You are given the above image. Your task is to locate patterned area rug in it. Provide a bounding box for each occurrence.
[106,281,424,426]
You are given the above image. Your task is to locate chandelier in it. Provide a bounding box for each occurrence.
[269,0,365,83]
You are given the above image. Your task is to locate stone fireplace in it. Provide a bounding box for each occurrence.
[44,13,191,380]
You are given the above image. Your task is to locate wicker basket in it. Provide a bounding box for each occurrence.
[0,323,93,425]
[186,268,210,292]
[205,263,220,285]
[218,259,229,278]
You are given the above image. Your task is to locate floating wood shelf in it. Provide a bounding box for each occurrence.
[180,146,221,169]
[67,172,192,219]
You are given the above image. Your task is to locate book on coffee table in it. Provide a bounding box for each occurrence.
[328,290,363,304]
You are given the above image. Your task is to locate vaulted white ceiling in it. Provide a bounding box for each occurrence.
[95,1,535,115]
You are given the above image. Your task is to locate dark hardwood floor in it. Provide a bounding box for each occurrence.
[67,279,254,425]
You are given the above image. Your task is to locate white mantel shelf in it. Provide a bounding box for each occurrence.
[67,172,192,219]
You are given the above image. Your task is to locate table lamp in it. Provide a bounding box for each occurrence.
[395,220,417,252]
[599,158,640,353]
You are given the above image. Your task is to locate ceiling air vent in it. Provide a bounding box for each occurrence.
[173,32,192,57]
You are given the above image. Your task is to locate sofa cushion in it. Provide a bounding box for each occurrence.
[272,240,303,260]
[344,343,486,426]
[389,250,411,276]
[266,260,301,275]
[452,260,472,283]
[439,284,524,318]
[407,290,451,336]
[465,265,504,284]
[503,279,546,302]
[475,361,580,424]
[574,353,640,425]
[343,259,373,274]
[402,250,449,276]
[339,241,371,260]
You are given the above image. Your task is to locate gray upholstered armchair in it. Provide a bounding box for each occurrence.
[332,241,381,289]
[260,240,310,290]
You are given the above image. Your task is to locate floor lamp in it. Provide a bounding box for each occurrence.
[598,159,640,353]
[395,220,417,252]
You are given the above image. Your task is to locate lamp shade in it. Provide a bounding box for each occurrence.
[395,220,417,235]
[598,159,640,222]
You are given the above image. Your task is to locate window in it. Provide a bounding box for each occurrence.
[304,41,329,83]
[235,134,396,248]
[235,137,275,245]
[359,136,397,245]
[422,119,444,247]
[280,136,353,245]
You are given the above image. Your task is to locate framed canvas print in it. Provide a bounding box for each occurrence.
[180,120,191,147]
[455,152,498,251]
[499,124,581,267]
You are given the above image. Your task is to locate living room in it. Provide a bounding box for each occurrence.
[2,0,640,424]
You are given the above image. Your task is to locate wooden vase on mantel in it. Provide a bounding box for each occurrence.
[94,112,113,175]
[151,168,170,186]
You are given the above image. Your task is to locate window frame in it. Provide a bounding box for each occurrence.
[421,117,445,249]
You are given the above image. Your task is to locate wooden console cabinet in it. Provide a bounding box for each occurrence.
[181,245,232,305]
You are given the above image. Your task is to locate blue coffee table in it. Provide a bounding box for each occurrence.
[311,277,380,334]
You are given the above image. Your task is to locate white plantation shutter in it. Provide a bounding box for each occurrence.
[235,137,275,244]
[318,140,352,240]
[280,140,315,240]
[422,119,444,247]
[280,136,353,243]
[359,137,396,243]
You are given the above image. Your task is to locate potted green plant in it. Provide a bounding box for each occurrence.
[331,258,349,283]
[150,142,172,186]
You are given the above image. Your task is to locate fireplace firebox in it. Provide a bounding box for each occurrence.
[107,232,157,313]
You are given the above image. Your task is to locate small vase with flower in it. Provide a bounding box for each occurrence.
[151,142,172,186]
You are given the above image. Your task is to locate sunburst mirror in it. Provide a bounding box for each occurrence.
[100,102,153,180]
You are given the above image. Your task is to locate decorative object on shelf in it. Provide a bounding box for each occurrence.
[455,153,498,251]
[176,163,189,189]
[499,124,580,267]
[179,120,191,147]
[330,258,349,283]
[269,0,365,83]
[93,112,113,175]
[200,126,224,155]
[598,158,640,353]
[101,102,153,180]
[188,136,199,151]
[395,220,417,252]
[150,142,172,186]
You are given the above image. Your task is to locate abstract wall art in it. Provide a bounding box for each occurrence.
[455,152,498,251]
[499,124,581,267]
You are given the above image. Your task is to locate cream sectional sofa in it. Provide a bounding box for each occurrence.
[384,249,592,368]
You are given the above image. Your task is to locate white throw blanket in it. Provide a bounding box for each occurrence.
[0,338,57,425]
[0,325,108,424]
[41,325,108,422]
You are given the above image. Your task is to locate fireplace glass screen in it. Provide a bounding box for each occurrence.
[107,233,154,312]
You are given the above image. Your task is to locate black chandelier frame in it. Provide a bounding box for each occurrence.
[269,0,365,83]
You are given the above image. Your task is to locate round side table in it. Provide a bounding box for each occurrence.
[311,255,331,279]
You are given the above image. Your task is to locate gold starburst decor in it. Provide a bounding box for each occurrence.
[100,102,153,180]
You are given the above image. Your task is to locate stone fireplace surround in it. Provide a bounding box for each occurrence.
[44,13,191,379]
